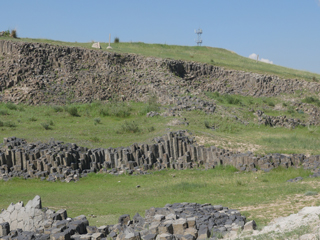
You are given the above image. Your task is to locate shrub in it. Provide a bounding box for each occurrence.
[66,106,80,116]
[148,126,155,132]
[140,95,160,115]
[225,94,242,105]
[287,106,295,114]
[99,108,109,117]
[28,117,37,122]
[52,106,63,112]
[4,121,16,128]
[90,136,100,142]
[267,101,275,107]
[114,37,120,43]
[304,191,318,196]
[94,118,101,125]
[40,123,50,130]
[302,97,320,107]
[0,120,3,127]
[2,30,10,37]
[10,29,17,38]
[5,102,17,110]
[116,121,140,134]
[109,102,131,118]
[0,109,8,115]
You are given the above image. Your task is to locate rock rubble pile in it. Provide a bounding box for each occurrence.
[0,196,254,240]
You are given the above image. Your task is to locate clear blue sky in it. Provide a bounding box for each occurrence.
[1,0,320,74]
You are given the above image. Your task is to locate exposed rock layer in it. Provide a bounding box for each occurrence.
[1,40,320,105]
[0,131,320,183]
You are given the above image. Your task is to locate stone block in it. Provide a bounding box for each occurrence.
[124,232,140,240]
[154,215,165,222]
[156,233,173,240]
[141,233,156,240]
[180,234,195,240]
[158,223,173,234]
[0,222,10,236]
[56,209,67,220]
[149,221,160,234]
[243,220,256,231]
[183,228,197,238]
[197,226,209,240]
[186,217,196,228]
[172,218,187,235]
[118,214,130,225]
[92,42,101,49]
[91,232,104,240]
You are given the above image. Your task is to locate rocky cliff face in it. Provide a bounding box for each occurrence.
[0,40,319,105]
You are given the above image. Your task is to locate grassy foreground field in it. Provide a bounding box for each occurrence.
[1,36,320,81]
[0,167,319,228]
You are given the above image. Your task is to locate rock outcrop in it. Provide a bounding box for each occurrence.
[1,131,320,182]
[1,40,320,105]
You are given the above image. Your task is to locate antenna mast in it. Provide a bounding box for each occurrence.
[195,28,203,46]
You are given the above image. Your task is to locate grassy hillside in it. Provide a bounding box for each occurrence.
[1,98,320,155]
[1,36,319,81]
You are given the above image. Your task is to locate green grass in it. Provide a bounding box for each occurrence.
[1,36,319,81]
[0,167,316,228]
[0,100,319,154]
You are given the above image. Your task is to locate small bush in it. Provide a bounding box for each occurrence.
[287,106,295,114]
[0,120,3,127]
[49,120,54,126]
[267,101,275,107]
[40,123,50,130]
[10,29,17,38]
[114,37,120,43]
[5,102,17,110]
[302,97,320,107]
[140,95,160,115]
[4,121,16,128]
[148,126,155,132]
[94,118,101,125]
[116,121,140,134]
[236,180,245,186]
[304,191,318,196]
[66,106,80,117]
[282,102,287,107]
[0,109,8,115]
[99,108,109,117]
[90,136,100,142]
[52,106,63,112]
[225,94,241,105]
[2,30,10,37]
[109,102,131,118]
[28,117,37,122]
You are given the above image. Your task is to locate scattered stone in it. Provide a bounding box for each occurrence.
[147,112,160,117]
[91,42,101,49]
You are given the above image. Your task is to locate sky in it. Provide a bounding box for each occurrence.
[1,0,320,74]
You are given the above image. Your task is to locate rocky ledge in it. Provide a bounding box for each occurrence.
[0,196,254,240]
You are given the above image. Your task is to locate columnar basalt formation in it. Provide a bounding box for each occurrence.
[1,40,320,105]
[0,131,320,182]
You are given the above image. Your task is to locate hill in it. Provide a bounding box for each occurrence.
[1,36,320,81]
